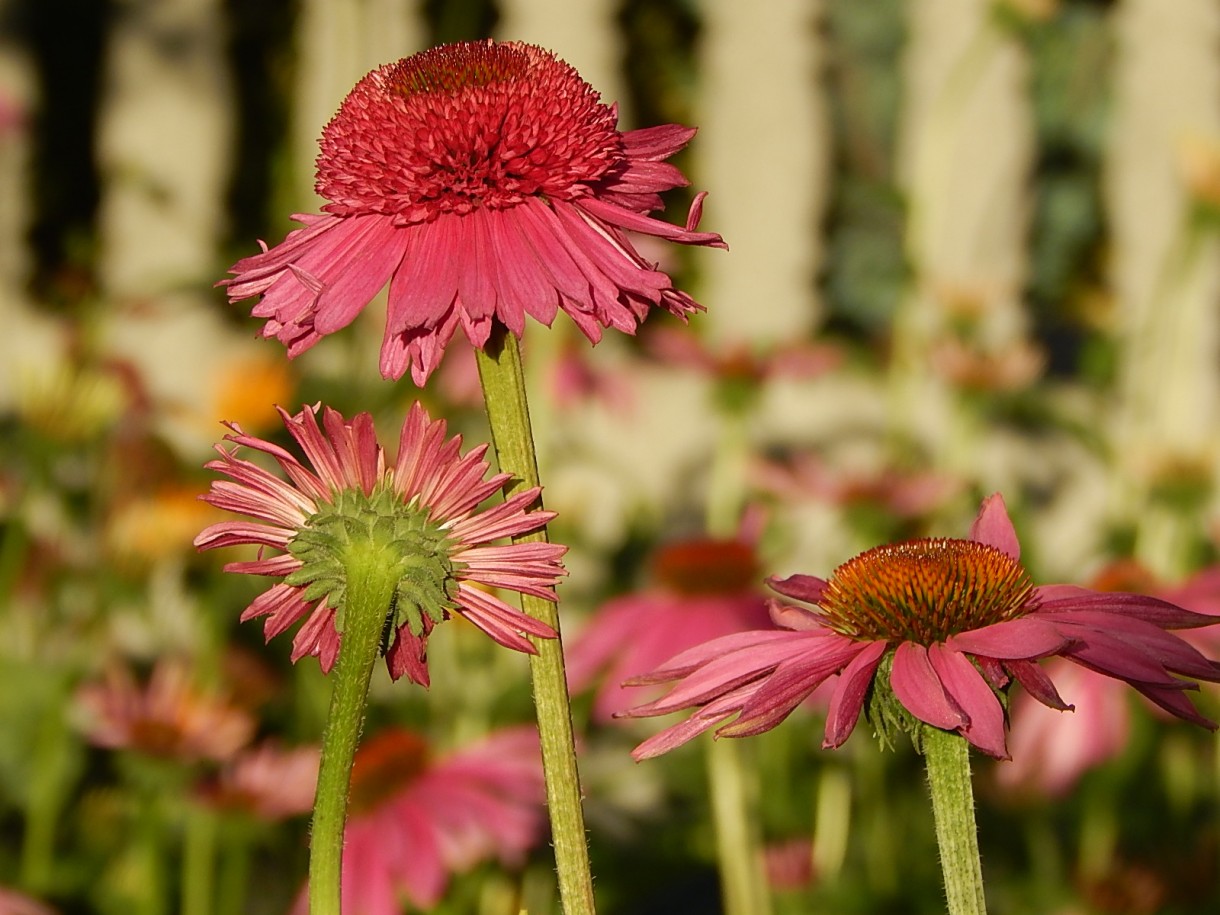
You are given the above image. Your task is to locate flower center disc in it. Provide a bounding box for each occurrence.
[818,538,1034,644]
[315,40,624,221]
[652,539,760,596]
[349,728,430,813]
[386,41,532,96]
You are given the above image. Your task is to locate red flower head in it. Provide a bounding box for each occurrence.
[224,40,725,385]
[194,402,565,684]
[622,495,1220,760]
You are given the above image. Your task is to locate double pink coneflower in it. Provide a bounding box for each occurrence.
[224,40,725,385]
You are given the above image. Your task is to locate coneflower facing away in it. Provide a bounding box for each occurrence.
[224,40,725,385]
[195,402,565,685]
[622,495,1220,760]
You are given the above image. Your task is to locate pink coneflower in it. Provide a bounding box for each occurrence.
[643,324,842,387]
[622,495,1220,760]
[567,537,772,721]
[194,402,565,684]
[293,726,546,913]
[750,451,959,523]
[224,40,725,385]
[76,662,255,762]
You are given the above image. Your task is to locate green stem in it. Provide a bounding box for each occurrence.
[475,325,596,915]
[182,804,218,915]
[812,764,852,883]
[706,738,770,915]
[922,727,987,915]
[308,548,400,915]
[703,405,770,915]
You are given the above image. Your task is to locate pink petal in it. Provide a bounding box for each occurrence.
[823,640,888,748]
[928,645,1009,759]
[1036,589,1220,629]
[624,629,806,685]
[767,574,830,606]
[890,642,966,730]
[946,617,1075,659]
[968,493,1020,560]
[311,217,408,334]
[578,194,726,248]
[1006,658,1072,711]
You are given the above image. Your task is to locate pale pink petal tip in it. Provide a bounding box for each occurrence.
[968,493,1020,560]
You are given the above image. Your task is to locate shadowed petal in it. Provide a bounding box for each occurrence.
[823,640,888,748]
[891,643,966,730]
[929,645,1008,759]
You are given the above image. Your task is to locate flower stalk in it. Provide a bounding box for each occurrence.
[704,405,770,915]
[921,726,987,915]
[475,324,596,915]
[308,544,401,915]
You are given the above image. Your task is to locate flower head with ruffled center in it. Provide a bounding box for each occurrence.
[194,402,565,684]
[224,40,725,385]
[621,495,1220,759]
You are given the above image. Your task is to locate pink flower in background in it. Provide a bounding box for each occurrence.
[77,662,255,762]
[997,659,1131,796]
[750,451,960,522]
[197,742,320,820]
[567,538,772,721]
[293,726,546,913]
[195,402,564,684]
[0,887,57,915]
[224,40,725,385]
[622,495,1220,760]
[644,324,842,386]
[763,837,816,893]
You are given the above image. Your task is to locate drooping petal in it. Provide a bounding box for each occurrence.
[928,645,1008,759]
[890,642,966,731]
[1006,658,1073,711]
[823,640,888,748]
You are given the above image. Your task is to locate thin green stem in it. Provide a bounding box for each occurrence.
[922,727,987,915]
[475,325,596,915]
[308,549,399,915]
[182,804,218,915]
[703,405,770,915]
[706,738,770,915]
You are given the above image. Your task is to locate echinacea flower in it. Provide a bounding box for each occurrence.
[224,39,725,385]
[292,726,546,913]
[567,537,772,721]
[622,494,1220,760]
[194,402,565,684]
[76,662,255,762]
